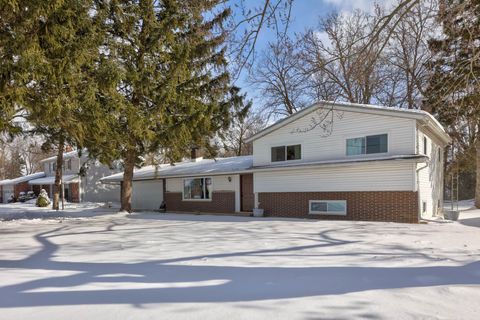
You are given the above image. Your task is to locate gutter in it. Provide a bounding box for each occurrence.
[100,155,427,183]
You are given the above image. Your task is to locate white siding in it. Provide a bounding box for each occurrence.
[132,180,163,211]
[44,157,81,177]
[254,161,415,193]
[417,128,444,218]
[166,178,183,192]
[2,185,14,204]
[81,159,121,203]
[253,109,416,166]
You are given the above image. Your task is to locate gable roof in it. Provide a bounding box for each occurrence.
[101,156,253,183]
[245,101,451,145]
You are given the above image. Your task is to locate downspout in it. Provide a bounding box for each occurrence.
[416,119,430,221]
[416,161,429,221]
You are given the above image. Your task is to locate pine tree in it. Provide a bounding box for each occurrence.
[0,0,103,209]
[87,0,235,212]
[426,0,480,207]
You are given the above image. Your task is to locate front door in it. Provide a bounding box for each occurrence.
[240,174,254,212]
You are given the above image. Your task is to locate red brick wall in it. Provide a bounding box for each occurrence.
[14,182,31,198]
[258,191,419,223]
[70,182,80,203]
[165,191,235,213]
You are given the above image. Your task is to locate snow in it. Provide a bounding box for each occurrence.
[0,202,479,319]
[101,156,253,183]
[0,172,46,186]
[28,174,79,186]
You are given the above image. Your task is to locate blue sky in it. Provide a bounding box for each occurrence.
[233,0,381,109]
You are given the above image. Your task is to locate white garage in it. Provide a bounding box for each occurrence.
[131,180,164,211]
[2,185,14,204]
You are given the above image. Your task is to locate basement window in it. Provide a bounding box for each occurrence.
[309,200,347,215]
[183,177,212,200]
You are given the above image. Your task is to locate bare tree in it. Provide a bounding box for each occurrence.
[301,9,389,105]
[249,37,309,118]
[379,0,437,109]
[220,110,266,156]
[227,0,294,76]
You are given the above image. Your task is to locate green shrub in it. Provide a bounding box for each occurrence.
[36,196,50,207]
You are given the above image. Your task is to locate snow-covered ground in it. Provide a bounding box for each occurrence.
[0,201,479,319]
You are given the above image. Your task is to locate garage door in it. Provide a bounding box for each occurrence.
[132,180,163,211]
[3,188,13,204]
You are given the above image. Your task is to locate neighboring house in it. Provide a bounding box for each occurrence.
[0,172,46,203]
[0,151,121,203]
[102,101,451,223]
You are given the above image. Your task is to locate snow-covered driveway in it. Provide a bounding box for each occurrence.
[0,203,479,319]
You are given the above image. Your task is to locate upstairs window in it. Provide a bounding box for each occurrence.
[346,134,388,156]
[423,136,428,155]
[271,144,301,162]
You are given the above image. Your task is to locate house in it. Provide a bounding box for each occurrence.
[101,101,451,223]
[0,150,121,203]
[0,172,46,203]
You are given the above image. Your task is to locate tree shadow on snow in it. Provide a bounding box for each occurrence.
[0,224,479,308]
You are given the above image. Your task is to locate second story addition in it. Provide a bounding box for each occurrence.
[246,101,449,168]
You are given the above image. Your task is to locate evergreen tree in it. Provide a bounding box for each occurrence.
[88,0,235,212]
[426,0,480,207]
[0,0,103,209]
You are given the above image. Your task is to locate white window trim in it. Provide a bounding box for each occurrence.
[309,200,347,215]
[270,143,303,162]
[345,133,389,157]
[182,177,213,202]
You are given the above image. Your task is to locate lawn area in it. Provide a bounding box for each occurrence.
[0,202,479,319]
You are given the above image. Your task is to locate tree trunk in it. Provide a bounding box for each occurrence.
[476,140,480,208]
[52,136,65,211]
[121,149,135,213]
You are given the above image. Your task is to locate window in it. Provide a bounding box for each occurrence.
[438,147,441,163]
[309,200,347,215]
[422,201,427,213]
[271,144,301,162]
[346,134,388,156]
[183,177,212,200]
[423,136,428,155]
[67,159,72,170]
[286,145,301,160]
[271,146,286,162]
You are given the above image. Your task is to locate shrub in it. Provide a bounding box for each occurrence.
[36,196,50,207]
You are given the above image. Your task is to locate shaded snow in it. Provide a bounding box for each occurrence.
[0,203,479,319]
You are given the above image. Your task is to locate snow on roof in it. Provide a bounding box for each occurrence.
[0,172,46,186]
[252,154,428,171]
[28,174,79,185]
[40,149,88,163]
[101,156,254,183]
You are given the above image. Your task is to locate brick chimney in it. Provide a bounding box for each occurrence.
[190,147,198,161]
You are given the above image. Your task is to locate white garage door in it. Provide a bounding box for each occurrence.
[132,180,163,211]
[3,186,14,204]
